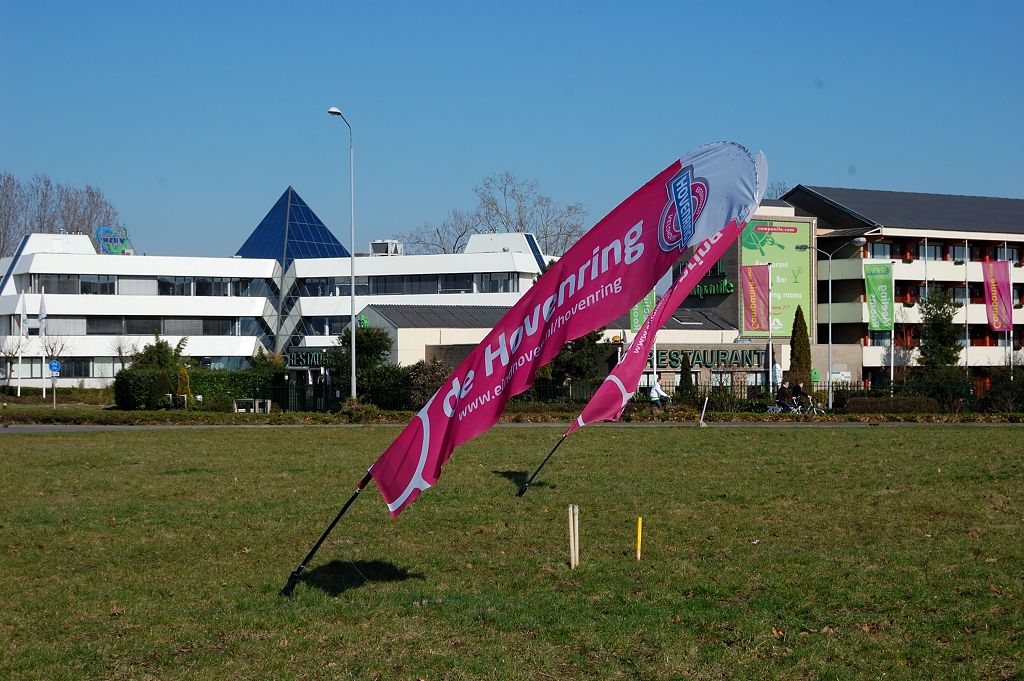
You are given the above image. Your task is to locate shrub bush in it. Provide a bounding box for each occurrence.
[903,366,973,412]
[114,368,161,410]
[336,399,384,423]
[984,368,1024,413]
[845,396,941,414]
[188,369,267,402]
[196,393,236,413]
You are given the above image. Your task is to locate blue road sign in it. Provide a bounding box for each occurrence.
[48,359,61,373]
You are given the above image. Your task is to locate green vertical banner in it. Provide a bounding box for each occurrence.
[864,263,894,331]
[630,289,656,332]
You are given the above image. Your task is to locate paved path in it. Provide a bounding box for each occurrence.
[0,421,1019,434]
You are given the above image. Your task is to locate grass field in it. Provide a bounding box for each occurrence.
[1,424,1021,680]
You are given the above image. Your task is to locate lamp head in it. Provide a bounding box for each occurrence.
[850,237,867,247]
[327,107,343,117]
[795,244,809,251]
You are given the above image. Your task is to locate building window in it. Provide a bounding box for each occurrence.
[368,275,405,295]
[338,277,369,296]
[81,274,116,295]
[868,330,892,347]
[997,245,1021,262]
[406,275,438,295]
[917,242,943,261]
[439,273,474,293]
[895,284,920,304]
[119,277,159,295]
[479,272,519,293]
[44,316,86,336]
[951,244,967,262]
[86,317,125,335]
[237,278,278,298]
[125,317,161,335]
[163,318,203,335]
[297,278,336,297]
[195,277,237,296]
[710,371,732,387]
[157,276,192,296]
[869,242,892,260]
[202,318,234,335]
[35,273,80,294]
[61,358,91,378]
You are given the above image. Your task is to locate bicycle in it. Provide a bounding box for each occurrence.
[792,398,826,416]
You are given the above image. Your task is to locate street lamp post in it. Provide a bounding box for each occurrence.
[328,106,357,400]
[796,237,867,410]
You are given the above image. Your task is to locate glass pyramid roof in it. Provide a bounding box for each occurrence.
[235,187,350,266]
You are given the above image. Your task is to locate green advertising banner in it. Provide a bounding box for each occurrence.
[864,263,894,331]
[629,289,656,333]
[739,220,813,337]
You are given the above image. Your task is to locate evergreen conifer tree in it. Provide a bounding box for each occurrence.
[789,305,812,385]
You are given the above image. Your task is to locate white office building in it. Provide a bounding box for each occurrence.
[0,188,548,388]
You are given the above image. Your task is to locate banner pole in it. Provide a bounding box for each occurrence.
[517,433,569,497]
[280,472,372,597]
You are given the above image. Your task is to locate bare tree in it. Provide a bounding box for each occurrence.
[109,335,139,373]
[0,173,123,256]
[0,336,25,387]
[398,172,586,256]
[473,172,586,256]
[26,174,60,235]
[400,208,481,255]
[0,172,28,256]
[764,180,792,201]
[82,185,120,238]
[56,184,88,235]
[42,335,69,362]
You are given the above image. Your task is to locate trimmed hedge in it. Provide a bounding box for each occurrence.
[113,368,175,410]
[113,367,274,410]
[845,396,941,414]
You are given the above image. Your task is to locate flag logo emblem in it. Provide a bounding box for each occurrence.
[658,166,708,253]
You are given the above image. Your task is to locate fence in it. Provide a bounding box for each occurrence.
[249,376,1019,414]
[255,383,346,413]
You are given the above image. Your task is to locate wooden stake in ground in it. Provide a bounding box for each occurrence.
[568,504,579,569]
[636,516,643,560]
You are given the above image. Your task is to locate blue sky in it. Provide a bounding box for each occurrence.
[2,1,1022,257]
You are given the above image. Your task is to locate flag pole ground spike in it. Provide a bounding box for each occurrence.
[698,396,709,427]
[280,472,372,597]
[518,433,569,497]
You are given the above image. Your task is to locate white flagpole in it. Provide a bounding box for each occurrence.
[39,287,47,399]
[890,261,895,398]
[1005,241,1012,377]
[767,262,774,392]
[17,292,26,397]
[964,239,969,375]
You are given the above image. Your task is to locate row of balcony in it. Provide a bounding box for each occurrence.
[862,345,1015,368]
[824,257,1024,282]
[820,300,1024,326]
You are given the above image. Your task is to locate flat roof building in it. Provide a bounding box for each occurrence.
[2,184,1021,394]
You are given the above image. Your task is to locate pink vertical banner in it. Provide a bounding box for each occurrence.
[369,142,764,517]
[984,260,1012,332]
[740,264,770,332]
[567,152,768,434]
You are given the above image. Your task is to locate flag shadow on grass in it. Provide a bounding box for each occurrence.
[300,560,424,596]
[493,470,552,491]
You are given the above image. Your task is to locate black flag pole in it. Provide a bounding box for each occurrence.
[517,432,569,497]
[280,472,373,597]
